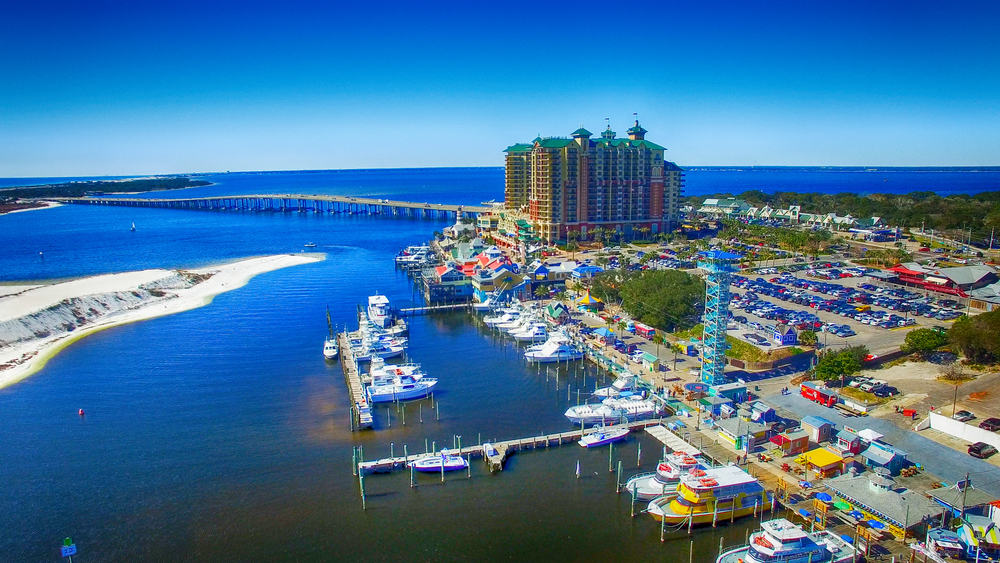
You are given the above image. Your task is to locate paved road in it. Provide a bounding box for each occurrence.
[765,390,1000,497]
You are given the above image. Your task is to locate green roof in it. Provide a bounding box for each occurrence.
[571,127,592,137]
[627,124,648,135]
[504,143,533,153]
[593,138,666,150]
[535,137,574,149]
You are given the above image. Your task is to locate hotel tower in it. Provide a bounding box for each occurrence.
[503,120,683,242]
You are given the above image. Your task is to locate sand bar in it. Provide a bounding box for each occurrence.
[0,253,324,390]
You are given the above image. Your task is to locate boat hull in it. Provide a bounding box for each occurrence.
[649,497,774,525]
[579,428,629,447]
[410,456,469,472]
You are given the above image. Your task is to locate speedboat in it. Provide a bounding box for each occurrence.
[367,294,392,328]
[647,465,772,525]
[408,450,469,472]
[304,242,317,248]
[594,374,638,397]
[717,518,857,563]
[579,426,629,448]
[367,374,437,403]
[524,333,583,362]
[624,451,706,500]
[323,337,338,360]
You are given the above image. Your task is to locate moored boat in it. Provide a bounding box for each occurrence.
[624,451,707,500]
[323,337,338,360]
[564,395,660,425]
[367,294,392,328]
[593,374,638,397]
[408,450,469,472]
[716,518,857,563]
[647,464,772,525]
[367,374,437,403]
[579,426,629,447]
[524,333,583,362]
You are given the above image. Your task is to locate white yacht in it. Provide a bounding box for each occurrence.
[717,518,857,563]
[594,374,639,397]
[367,294,392,328]
[367,373,437,403]
[323,337,338,360]
[564,395,660,425]
[498,315,531,333]
[484,308,520,327]
[623,451,706,501]
[394,245,431,264]
[366,357,425,384]
[511,322,548,342]
[524,333,583,362]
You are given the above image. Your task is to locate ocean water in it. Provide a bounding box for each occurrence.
[1,166,993,561]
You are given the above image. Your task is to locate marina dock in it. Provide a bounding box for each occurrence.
[337,332,373,429]
[643,424,704,458]
[356,419,665,475]
[397,303,472,316]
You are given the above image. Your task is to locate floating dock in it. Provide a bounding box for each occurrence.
[356,419,665,475]
[338,332,373,430]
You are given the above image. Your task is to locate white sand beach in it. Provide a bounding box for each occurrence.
[0,253,324,389]
[0,201,63,215]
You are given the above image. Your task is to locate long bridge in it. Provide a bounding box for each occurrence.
[51,194,493,220]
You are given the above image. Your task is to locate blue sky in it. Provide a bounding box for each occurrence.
[2,1,999,176]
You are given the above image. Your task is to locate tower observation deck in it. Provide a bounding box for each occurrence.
[697,250,742,385]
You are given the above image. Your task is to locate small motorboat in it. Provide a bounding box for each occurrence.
[579,426,629,448]
[304,242,317,248]
[323,337,338,360]
[408,450,469,472]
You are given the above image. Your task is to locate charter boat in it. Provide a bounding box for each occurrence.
[484,309,520,327]
[323,337,338,360]
[352,340,406,362]
[564,395,660,425]
[578,426,629,448]
[366,373,437,403]
[524,333,583,362]
[367,294,392,328]
[498,315,532,333]
[394,245,430,264]
[594,374,639,397]
[716,518,857,563]
[366,357,425,384]
[511,322,548,342]
[646,465,772,525]
[408,450,469,472]
[624,451,707,501]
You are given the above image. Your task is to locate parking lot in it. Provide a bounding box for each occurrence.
[729,264,958,355]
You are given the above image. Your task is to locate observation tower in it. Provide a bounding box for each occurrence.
[697,250,742,385]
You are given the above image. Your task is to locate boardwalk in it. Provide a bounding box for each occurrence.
[53,194,491,220]
[397,303,472,316]
[338,332,373,430]
[356,419,666,474]
[644,424,703,457]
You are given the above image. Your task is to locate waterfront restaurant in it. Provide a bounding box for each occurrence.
[825,470,945,540]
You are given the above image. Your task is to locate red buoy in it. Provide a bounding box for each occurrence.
[78,409,85,416]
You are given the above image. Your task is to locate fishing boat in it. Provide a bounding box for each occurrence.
[593,374,639,397]
[564,395,660,425]
[304,242,317,248]
[322,306,338,360]
[578,426,629,448]
[624,451,706,501]
[646,465,772,525]
[524,333,583,362]
[367,373,437,403]
[408,450,469,472]
[367,294,392,328]
[510,322,548,342]
[484,309,520,327]
[366,356,425,384]
[716,518,857,563]
[394,245,430,264]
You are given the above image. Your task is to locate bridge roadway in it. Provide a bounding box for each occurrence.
[52,194,492,219]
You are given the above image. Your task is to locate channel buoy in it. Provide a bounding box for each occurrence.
[78,409,85,416]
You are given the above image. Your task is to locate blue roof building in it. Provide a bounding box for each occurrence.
[860,441,908,476]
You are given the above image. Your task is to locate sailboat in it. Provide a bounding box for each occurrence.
[323,306,338,360]
[130,221,136,232]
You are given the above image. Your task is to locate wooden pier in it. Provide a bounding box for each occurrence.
[356,419,665,475]
[397,303,472,316]
[644,424,703,457]
[51,194,490,220]
[338,332,373,429]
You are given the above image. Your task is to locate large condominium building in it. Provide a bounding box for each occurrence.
[503,120,683,242]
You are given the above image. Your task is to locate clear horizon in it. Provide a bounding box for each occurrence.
[3,1,1000,176]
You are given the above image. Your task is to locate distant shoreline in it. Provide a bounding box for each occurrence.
[0,253,325,390]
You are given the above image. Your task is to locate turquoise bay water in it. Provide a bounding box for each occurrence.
[11,166,992,560]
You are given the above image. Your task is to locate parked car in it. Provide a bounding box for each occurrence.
[953,410,976,422]
[872,385,899,398]
[979,418,1000,432]
[968,442,998,459]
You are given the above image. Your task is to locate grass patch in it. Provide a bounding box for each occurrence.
[726,337,768,362]
[839,387,889,405]
[674,323,704,340]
